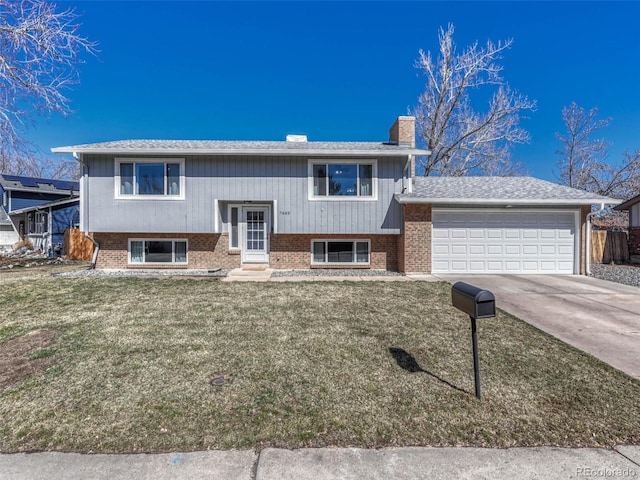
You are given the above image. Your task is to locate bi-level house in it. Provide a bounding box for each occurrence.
[0,174,80,254]
[52,116,618,274]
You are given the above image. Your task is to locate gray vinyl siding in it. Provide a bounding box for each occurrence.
[85,154,406,234]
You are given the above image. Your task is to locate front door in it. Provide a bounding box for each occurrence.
[241,207,269,264]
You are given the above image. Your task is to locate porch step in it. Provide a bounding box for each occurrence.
[223,268,273,281]
[240,264,269,271]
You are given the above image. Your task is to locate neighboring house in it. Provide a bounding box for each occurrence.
[0,206,13,253]
[0,174,80,255]
[51,116,618,274]
[614,193,640,259]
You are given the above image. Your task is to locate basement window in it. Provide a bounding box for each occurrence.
[129,239,188,264]
[311,240,370,265]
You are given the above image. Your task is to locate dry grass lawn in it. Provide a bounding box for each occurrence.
[0,265,638,453]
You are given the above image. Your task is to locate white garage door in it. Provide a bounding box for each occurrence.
[432,210,577,274]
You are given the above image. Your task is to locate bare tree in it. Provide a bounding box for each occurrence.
[0,150,78,179]
[555,102,611,190]
[413,24,536,177]
[0,0,94,177]
[556,103,640,199]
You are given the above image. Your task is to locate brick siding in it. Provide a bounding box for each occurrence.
[270,234,398,270]
[93,232,240,269]
[93,232,399,271]
[580,205,590,274]
[398,203,432,273]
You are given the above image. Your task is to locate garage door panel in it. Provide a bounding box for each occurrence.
[558,245,573,255]
[504,245,520,255]
[469,245,485,255]
[432,244,450,255]
[540,245,557,255]
[433,229,450,240]
[451,245,467,255]
[432,210,576,274]
[486,245,503,255]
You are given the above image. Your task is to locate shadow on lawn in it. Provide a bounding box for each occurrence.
[388,347,469,395]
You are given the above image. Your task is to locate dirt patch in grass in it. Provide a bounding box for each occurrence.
[0,329,57,392]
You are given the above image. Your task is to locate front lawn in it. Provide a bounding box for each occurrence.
[0,267,638,452]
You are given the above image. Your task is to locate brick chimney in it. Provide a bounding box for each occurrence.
[389,115,417,179]
[388,116,416,148]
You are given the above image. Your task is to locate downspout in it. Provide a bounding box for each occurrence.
[73,152,99,269]
[585,203,606,276]
[403,154,413,193]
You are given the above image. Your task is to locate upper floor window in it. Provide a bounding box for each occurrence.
[115,159,184,199]
[309,160,376,200]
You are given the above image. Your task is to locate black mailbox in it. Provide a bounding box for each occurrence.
[451,282,496,319]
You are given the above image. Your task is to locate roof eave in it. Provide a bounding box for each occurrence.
[8,197,79,215]
[395,196,621,206]
[51,147,429,157]
[613,194,640,211]
[0,185,77,195]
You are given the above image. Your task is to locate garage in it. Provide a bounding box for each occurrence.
[432,209,578,274]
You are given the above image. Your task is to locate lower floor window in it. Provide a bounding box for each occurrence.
[129,239,187,264]
[312,240,370,265]
[27,212,48,234]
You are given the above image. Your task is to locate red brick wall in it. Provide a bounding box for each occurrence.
[630,227,640,255]
[93,232,399,270]
[580,205,590,274]
[270,234,398,270]
[398,203,432,273]
[93,233,240,269]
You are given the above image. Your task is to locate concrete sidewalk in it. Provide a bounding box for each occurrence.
[1,446,638,479]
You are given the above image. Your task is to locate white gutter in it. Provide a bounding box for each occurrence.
[586,203,606,276]
[52,147,430,157]
[395,195,621,206]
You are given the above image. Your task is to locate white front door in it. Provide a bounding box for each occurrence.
[241,207,269,264]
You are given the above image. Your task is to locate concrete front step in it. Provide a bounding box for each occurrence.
[223,268,273,281]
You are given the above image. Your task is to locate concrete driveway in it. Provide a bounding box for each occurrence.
[434,274,640,379]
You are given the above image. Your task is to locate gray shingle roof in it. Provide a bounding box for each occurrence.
[396,177,620,206]
[51,139,428,156]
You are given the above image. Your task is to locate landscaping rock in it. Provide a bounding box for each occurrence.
[590,264,640,288]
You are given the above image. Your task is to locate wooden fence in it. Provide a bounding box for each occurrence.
[63,228,94,261]
[590,230,629,264]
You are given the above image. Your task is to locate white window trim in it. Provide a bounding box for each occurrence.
[115,158,185,200]
[310,239,371,266]
[307,159,377,201]
[128,238,188,265]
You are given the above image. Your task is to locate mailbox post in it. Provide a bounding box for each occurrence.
[451,282,496,399]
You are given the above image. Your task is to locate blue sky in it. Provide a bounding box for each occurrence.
[27,1,640,181]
